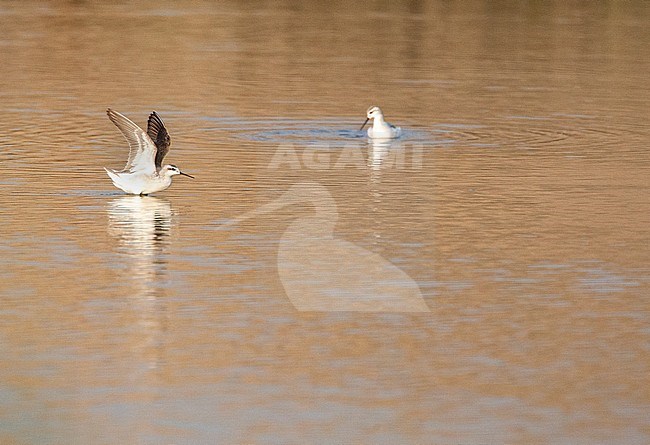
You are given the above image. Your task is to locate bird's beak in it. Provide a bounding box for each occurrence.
[359,117,370,131]
[180,171,195,179]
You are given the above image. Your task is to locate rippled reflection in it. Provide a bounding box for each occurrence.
[107,196,172,296]
[106,196,171,373]
[368,137,398,171]
[108,196,171,246]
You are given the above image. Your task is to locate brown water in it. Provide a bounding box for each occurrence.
[1,1,649,443]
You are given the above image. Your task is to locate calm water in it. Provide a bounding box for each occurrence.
[1,1,649,443]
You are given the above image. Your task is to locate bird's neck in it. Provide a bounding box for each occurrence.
[158,173,173,184]
[373,115,387,127]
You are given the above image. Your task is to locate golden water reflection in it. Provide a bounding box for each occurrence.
[0,1,649,444]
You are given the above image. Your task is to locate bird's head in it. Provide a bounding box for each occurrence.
[366,105,383,119]
[360,105,384,131]
[161,164,194,179]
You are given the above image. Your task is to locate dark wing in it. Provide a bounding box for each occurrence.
[147,111,171,169]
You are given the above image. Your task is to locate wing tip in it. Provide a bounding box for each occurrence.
[106,108,120,122]
[148,110,163,124]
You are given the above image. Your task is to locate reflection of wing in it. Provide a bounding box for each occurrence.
[107,109,157,174]
[147,111,171,169]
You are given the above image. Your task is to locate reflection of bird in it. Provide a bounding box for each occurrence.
[360,106,402,139]
[107,195,171,371]
[104,109,194,195]
[226,182,428,312]
[108,196,172,257]
[368,137,401,171]
[107,196,172,297]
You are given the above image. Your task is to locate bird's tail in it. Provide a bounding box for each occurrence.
[104,167,122,187]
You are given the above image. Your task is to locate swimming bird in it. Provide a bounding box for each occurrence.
[104,109,194,195]
[360,106,402,139]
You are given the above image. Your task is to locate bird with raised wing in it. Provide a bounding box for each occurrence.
[104,109,194,195]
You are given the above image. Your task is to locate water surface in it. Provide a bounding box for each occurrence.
[1,1,649,444]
